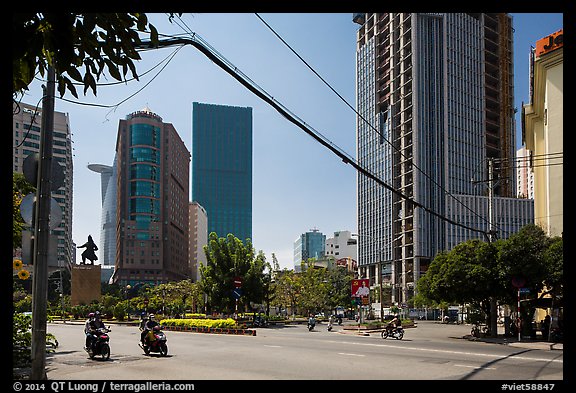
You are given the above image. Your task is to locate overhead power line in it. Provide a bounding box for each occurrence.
[254,13,495,236]
[137,34,490,237]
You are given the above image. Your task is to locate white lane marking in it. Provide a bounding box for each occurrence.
[454,364,496,370]
[338,353,365,357]
[263,345,282,348]
[327,340,563,364]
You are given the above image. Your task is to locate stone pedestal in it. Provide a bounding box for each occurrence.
[71,264,101,306]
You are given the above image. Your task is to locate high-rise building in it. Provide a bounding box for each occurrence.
[294,228,326,272]
[12,101,74,273]
[191,102,253,243]
[516,146,534,200]
[188,201,208,282]
[88,157,118,283]
[112,107,190,286]
[353,13,525,305]
[523,29,563,237]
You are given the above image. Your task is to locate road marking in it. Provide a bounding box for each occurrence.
[327,340,563,364]
[338,352,365,357]
[263,345,282,348]
[454,364,496,370]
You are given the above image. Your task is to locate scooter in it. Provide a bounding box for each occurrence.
[381,326,404,340]
[139,326,168,356]
[86,327,111,360]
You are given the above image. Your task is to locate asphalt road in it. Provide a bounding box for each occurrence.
[44,320,563,381]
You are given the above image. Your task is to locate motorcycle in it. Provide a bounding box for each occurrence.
[253,316,268,328]
[139,325,168,356]
[381,326,404,340]
[86,327,111,360]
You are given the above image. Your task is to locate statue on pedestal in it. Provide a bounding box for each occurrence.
[77,235,98,264]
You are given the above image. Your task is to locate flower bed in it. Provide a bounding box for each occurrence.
[159,317,256,336]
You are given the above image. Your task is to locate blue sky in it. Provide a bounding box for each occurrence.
[20,13,563,271]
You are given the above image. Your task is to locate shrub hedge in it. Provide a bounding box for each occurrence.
[160,317,236,329]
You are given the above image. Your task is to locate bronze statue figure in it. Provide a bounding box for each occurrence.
[78,235,98,264]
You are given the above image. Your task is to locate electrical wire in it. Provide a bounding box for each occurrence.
[140,27,491,237]
[253,14,494,236]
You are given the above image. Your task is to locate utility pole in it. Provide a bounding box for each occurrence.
[487,158,498,338]
[30,65,55,380]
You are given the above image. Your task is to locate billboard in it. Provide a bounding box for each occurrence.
[351,279,370,298]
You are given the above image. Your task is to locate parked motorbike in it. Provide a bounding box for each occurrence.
[381,326,404,340]
[139,325,168,356]
[86,327,111,360]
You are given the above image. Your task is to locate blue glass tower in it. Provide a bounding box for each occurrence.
[191,102,253,243]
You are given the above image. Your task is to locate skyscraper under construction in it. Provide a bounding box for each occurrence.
[353,13,520,305]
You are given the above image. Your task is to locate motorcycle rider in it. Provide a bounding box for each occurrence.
[308,314,316,330]
[86,311,107,350]
[84,312,95,350]
[327,314,334,331]
[387,314,402,334]
[140,313,160,345]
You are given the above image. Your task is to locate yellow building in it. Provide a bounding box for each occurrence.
[523,29,563,238]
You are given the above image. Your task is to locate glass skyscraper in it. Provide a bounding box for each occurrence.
[293,228,326,272]
[191,102,253,243]
[354,13,518,305]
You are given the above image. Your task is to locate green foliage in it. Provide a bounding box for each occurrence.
[160,318,236,329]
[199,233,268,314]
[13,313,58,368]
[417,224,563,314]
[12,13,178,99]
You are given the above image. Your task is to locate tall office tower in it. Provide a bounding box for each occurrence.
[188,201,208,282]
[294,228,326,272]
[12,101,74,273]
[88,156,119,284]
[88,156,118,267]
[112,107,190,286]
[353,13,516,305]
[191,102,253,243]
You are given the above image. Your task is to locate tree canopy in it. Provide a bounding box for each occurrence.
[12,13,181,99]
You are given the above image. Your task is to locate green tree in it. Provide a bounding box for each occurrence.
[199,233,267,315]
[12,13,178,99]
[297,263,330,315]
[325,266,354,313]
[417,239,499,329]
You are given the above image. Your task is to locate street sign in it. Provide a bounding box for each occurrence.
[519,288,530,294]
[232,288,242,299]
[233,276,243,288]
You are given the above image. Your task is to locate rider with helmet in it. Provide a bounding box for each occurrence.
[140,313,160,345]
[84,312,95,349]
[85,311,107,350]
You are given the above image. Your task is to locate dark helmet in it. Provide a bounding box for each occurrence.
[94,311,101,319]
[153,325,161,331]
